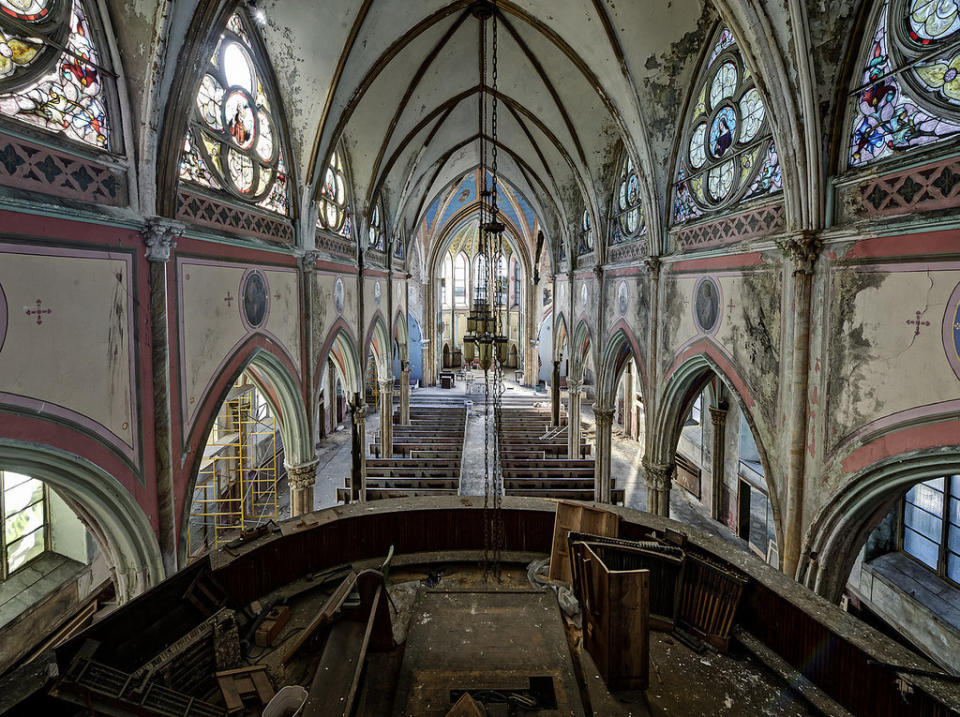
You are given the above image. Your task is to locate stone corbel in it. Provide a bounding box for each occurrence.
[777,230,823,275]
[296,249,323,273]
[643,255,661,276]
[143,218,184,263]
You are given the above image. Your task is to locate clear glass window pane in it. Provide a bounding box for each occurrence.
[748,489,769,556]
[904,502,943,542]
[5,499,44,545]
[5,528,45,573]
[948,551,960,584]
[904,527,940,569]
[3,476,44,519]
[906,478,944,515]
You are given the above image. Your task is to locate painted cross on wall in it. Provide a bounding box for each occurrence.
[24,299,51,325]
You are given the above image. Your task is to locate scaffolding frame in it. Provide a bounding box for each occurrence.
[187,382,279,558]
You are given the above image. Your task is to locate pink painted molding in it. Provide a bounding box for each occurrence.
[176,189,294,244]
[672,203,785,251]
[0,131,124,206]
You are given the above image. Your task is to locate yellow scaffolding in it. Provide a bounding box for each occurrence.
[187,381,279,558]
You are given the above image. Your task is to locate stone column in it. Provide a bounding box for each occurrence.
[551,360,561,426]
[708,405,729,521]
[399,361,411,424]
[593,405,615,503]
[524,338,538,387]
[622,364,634,436]
[567,378,583,458]
[349,395,366,502]
[643,458,674,517]
[143,218,183,576]
[379,378,394,458]
[286,459,318,517]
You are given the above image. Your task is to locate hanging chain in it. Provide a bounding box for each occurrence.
[490,8,504,579]
[478,11,492,578]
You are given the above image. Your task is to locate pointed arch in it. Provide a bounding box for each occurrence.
[554,312,569,364]
[0,439,163,601]
[653,343,783,560]
[598,322,647,409]
[160,4,299,223]
[608,147,647,247]
[393,307,409,360]
[317,140,355,240]
[364,311,390,377]
[315,318,362,399]
[671,22,783,226]
[570,320,595,382]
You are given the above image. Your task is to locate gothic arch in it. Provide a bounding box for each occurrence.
[0,439,163,602]
[653,346,783,560]
[597,322,647,410]
[316,319,363,399]
[393,307,409,360]
[570,320,595,382]
[364,311,390,378]
[554,313,569,364]
[179,340,311,557]
[802,438,960,603]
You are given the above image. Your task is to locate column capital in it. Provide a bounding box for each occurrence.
[593,405,615,425]
[378,378,395,392]
[566,378,583,393]
[708,405,728,426]
[643,255,662,276]
[777,230,823,275]
[592,264,604,282]
[143,217,184,263]
[642,457,675,491]
[285,459,319,489]
[400,361,411,375]
[296,249,323,273]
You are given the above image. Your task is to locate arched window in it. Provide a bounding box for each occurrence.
[673,26,782,224]
[611,156,645,243]
[367,199,384,250]
[318,149,352,238]
[513,258,521,307]
[496,254,507,305]
[474,253,488,301]
[1,470,46,577]
[178,12,289,215]
[578,210,594,254]
[0,0,113,149]
[454,253,466,305]
[849,0,960,167]
[441,254,452,307]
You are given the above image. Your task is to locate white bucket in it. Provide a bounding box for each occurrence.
[262,685,308,717]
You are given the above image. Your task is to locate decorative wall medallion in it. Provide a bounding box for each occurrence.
[0,282,6,354]
[375,280,381,306]
[944,280,960,382]
[617,281,628,316]
[693,276,721,334]
[240,269,269,330]
[580,284,588,311]
[334,277,344,314]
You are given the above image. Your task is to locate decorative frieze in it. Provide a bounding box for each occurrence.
[315,229,355,259]
[0,131,125,206]
[176,189,294,244]
[607,240,647,264]
[672,202,784,251]
[837,155,960,221]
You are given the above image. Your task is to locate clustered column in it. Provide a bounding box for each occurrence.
[642,457,674,517]
[708,404,728,521]
[566,377,583,458]
[379,378,394,458]
[285,459,318,517]
[399,361,411,425]
[551,360,561,426]
[349,395,366,502]
[593,404,615,503]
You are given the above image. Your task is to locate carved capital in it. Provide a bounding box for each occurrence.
[777,230,822,275]
[643,255,661,276]
[708,405,728,427]
[592,264,604,282]
[593,405,615,426]
[285,460,319,490]
[400,360,411,375]
[566,378,583,394]
[642,458,675,491]
[296,249,323,273]
[378,378,394,394]
[143,218,184,263]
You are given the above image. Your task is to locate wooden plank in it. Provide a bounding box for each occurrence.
[281,572,358,664]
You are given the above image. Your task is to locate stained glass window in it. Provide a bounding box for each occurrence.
[0,0,110,149]
[849,0,960,167]
[178,11,288,215]
[318,150,352,239]
[578,210,594,254]
[673,26,782,224]
[367,199,385,250]
[611,155,646,243]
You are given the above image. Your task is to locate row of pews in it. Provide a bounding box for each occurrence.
[499,407,625,504]
[363,404,465,500]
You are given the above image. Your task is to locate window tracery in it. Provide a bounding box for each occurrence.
[318,150,352,239]
[578,209,593,254]
[611,155,646,243]
[673,26,782,224]
[849,0,960,167]
[367,199,385,250]
[0,0,110,149]
[178,11,288,215]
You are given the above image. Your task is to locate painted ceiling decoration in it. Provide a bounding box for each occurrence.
[178,11,290,216]
[0,0,111,149]
[673,25,783,225]
[849,0,960,167]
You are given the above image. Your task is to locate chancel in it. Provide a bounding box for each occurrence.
[0,0,959,714]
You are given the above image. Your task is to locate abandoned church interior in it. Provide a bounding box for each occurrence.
[1,0,960,714]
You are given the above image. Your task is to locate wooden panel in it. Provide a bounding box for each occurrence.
[549,501,619,584]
